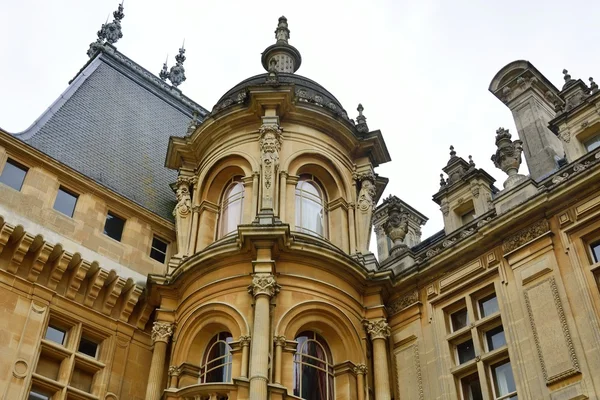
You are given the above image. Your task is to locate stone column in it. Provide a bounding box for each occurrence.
[168,365,180,388]
[146,322,174,400]
[240,335,251,378]
[353,364,368,400]
[348,202,357,253]
[251,171,260,221]
[248,274,280,400]
[273,335,286,384]
[279,171,288,220]
[364,319,391,400]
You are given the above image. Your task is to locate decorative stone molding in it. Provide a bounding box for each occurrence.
[248,274,280,297]
[239,335,251,346]
[168,365,181,377]
[363,319,390,340]
[502,219,550,254]
[259,123,283,211]
[12,359,28,379]
[491,127,526,189]
[353,363,368,375]
[273,335,286,346]
[354,170,377,253]
[151,322,174,344]
[387,291,419,315]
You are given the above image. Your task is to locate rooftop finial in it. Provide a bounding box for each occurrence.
[562,68,576,89]
[356,104,369,133]
[439,173,447,187]
[168,44,187,87]
[159,55,169,81]
[449,145,456,158]
[87,1,125,57]
[468,155,475,168]
[275,16,290,44]
[590,77,599,94]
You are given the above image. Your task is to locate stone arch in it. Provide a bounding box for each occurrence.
[173,301,250,366]
[489,60,530,92]
[197,153,255,204]
[275,300,364,364]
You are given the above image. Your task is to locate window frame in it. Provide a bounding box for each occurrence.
[199,332,233,384]
[103,211,126,242]
[295,175,328,238]
[217,177,245,239]
[52,186,79,218]
[0,157,28,191]
[293,330,335,400]
[149,235,169,263]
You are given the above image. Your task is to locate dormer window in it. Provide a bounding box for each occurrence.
[584,132,600,152]
[454,200,476,226]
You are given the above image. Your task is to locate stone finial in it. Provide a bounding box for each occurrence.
[449,145,457,159]
[355,104,369,133]
[439,173,447,187]
[384,197,409,251]
[468,155,475,168]
[562,69,576,89]
[491,127,526,189]
[168,44,187,87]
[590,77,599,94]
[87,1,125,57]
[159,55,169,81]
[275,16,290,44]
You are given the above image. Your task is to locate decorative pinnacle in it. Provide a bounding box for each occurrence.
[439,173,447,187]
[275,16,290,44]
[449,145,456,158]
[175,44,186,66]
[468,155,475,168]
[113,1,125,22]
[355,104,369,133]
[159,56,169,81]
[563,69,571,82]
[87,1,125,56]
[590,77,599,93]
[166,43,187,88]
[495,127,512,143]
[562,68,576,89]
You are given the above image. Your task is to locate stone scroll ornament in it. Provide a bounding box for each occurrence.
[151,322,174,344]
[355,172,377,253]
[173,176,196,257]
[259,124,283,211]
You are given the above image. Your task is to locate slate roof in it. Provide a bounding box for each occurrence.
[12,47,208,221]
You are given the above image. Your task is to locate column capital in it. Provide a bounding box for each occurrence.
[274,335,286,346]
[151,321,174,344]
[168,365,181,377]
[239,335,252,346]
[248,273,280,298]
[363,318,390,340]
[353,363,368,375]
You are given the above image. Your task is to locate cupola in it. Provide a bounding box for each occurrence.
[261,16,302,74]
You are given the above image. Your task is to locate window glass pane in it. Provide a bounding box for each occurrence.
[0,159,27,191]
[461,373,483,400]
[451,308,469,331]
[28,389,50,400]
[294,331,334,400]
[53,187,78,217]
[461,209,475,224]
[78,337,98,358]
[492,360,517,397]
[201,332,233,383]
[45,325,66,345]
[585,134,600,152]
[219,181,244,238]
[456,339,476,364]
[479,294,499,318]
[150,237,168,263]
[591,241,600,263]
[103,212,125,241]
[486,325,506,351]
[296,179,325,237]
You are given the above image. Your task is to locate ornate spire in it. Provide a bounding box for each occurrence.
[160,43,187,88]
[562,69,575,90]
[275,16,290,44]
[449,145,457,160]
[159,55,169,81]
[590,77,599,94]
[87,1,125,57]
[261,17,302,74]
[355,104,369,133]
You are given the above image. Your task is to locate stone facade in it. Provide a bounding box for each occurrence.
[1,9,600,400]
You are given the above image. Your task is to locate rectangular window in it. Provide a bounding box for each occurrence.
[461,209,476,225]
[591,241,600,263]
[457,339,476,364]
[45,325,66,345]
[461,373,484,400]
[150,236,168,263]
[78,337,99,358]
[584,133,600,152]
[478,294,499,318]
[103,212,125,241]
[53,187,78,217]
[0,158,28,191]
[485,325,506,351]
[491,360,517,399]
[28,389,51,400]
[451,308,469,332]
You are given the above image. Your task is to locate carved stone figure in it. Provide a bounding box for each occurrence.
[258,124,283,211]
[173,176,195,257]
[354,171,376,254]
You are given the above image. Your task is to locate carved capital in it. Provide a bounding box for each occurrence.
[168,365,181,377]
[363,318,390,340]
[248,274,280,298]
[151,321,174,344]
[239,335,251,346]
[274,335,287,346]
[353,363,368,375]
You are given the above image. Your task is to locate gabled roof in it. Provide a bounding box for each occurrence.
[11,46,208,221]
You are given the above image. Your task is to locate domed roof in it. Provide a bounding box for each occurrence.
[211,72,350,121]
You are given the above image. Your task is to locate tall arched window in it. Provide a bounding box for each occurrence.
[295,176,326,237]
[293,331,334,400]
[218,177,244,238]
[199,332,233,383]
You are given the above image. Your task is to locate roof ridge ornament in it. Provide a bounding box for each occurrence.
[562,69,576,90]
[160,42,187,88]
[87,1,125,57]
[590,77,599,94]
[159,55,169,81]
[355,104,369,133]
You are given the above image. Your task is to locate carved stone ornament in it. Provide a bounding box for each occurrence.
[491,127,526,189]
[168,46,187,87]
[274,335,287,346]
[354,172,376,213]
[248,274,280,297]
[387,291,419,315]
[168,365,181,376]
[353,363,368,375]
[151,321,174,344]
[384,197,409,248]
[87,2,125,57]
[173,175,196,257]
[502,219,550,254]
[259,123,283,210]
[363,318,390,340]
[239,335,251,346]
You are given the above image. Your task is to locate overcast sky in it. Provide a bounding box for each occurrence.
[1,0,599,242]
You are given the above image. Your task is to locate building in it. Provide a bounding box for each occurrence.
[1,4,600,400]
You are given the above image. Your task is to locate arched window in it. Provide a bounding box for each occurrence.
[218,178,244,238]
[199,332,233,383]
[295,176,326,237]
[293,331,334,400]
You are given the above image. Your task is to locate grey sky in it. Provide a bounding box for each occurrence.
[1,0,599,241]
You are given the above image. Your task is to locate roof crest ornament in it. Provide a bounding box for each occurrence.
[562,69,576,90]
[159,55,169,82]
[87,1,125,57]
[355,104,369,133]
[159,42,187,88]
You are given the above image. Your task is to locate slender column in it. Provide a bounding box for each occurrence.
[146,322,174,400]
[348,202,357,253]
[239,335,251,378]
[353,364,368,400]
[364,319,391,400]
[248,274,280,400]
[251,171,260,221]
[189,205,200,254]
[273,335,286,384]
[279,171,288,220]
[168,365,180,388]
